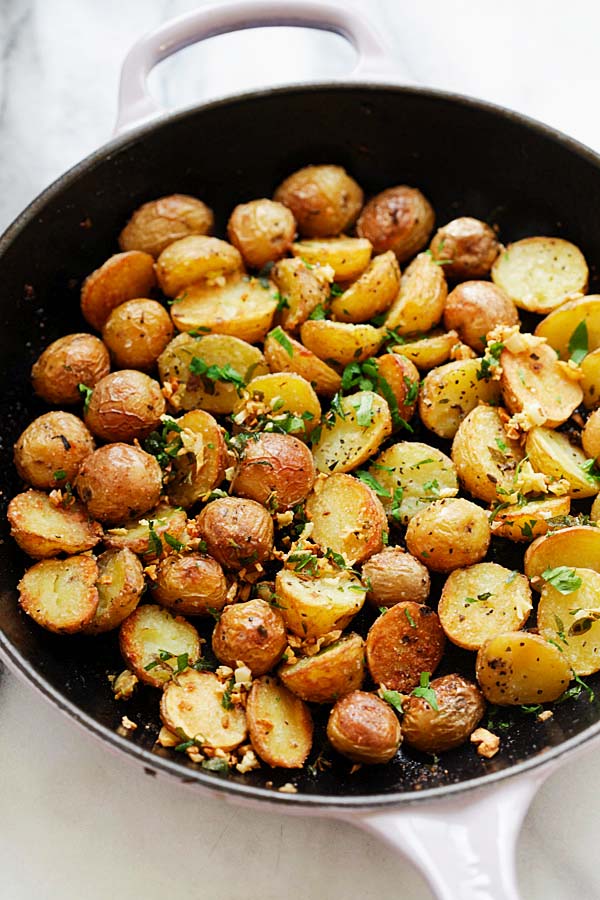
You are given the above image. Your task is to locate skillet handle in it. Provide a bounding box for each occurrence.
[114,0,410,135]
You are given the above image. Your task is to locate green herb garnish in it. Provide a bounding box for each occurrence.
[411,672,439,710]
[542,566,582,595]
[568,320,588,365]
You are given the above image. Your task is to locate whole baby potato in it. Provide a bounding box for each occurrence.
[119,193,214,257]
[31,333,110,405]
[405,498,491,573]
[102,298,174,370]
[429,217,500,280]
[14,411,94,489]
[212,598,287,674]
[81,250,156,331]
[75,443,162,524]
[152,552,228,616]
[84,370,165,443]
[274,164,363,238]
[357,185,434,262]
[401,673,486,753]
[582,409,600,461]
[155,235,242,298]
[327,691,402,764]
[227,199,296,268]
[443,281,519,352]
[231,432,316,511]
[196,497,274,570]
[362,547,430,608]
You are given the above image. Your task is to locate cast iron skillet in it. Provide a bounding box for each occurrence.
[1,3,600,897]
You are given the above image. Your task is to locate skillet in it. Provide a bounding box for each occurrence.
[1,3,600,897]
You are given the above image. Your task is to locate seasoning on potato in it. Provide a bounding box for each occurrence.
[401,674,486,754]
[14,411,95,490]
[81,250,156,331]
[212,598,287,675]
[366,601,445,692]
[405,498,491,572]
[429,217,500,280]
[327,691,401,764]
[31,333,110,405]
[152,552,228,617]
[443,281,519,352]
[75,442,162,524]
[84,370,166,443]
[119,193,214,257]
[231,432,316,511]
[102,298,174,370]
[196,497,274,570]
[228,199,296,268]
[274,164,363,238]
[362,548,430,608]
[357,185,434,262]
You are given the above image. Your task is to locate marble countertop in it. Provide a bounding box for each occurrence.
[2,1,600,897]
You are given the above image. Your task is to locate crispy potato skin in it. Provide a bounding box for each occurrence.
[231,432,316,511]
[402,674,486,753]
[405,498,490,572]
[119,194,214,258]
[582,409,600,461]
[14,411,95,489]
[274,165,363,238]
[279,633,365,703]
[153,553,228,616]
[305,473,387,564]
[81,251,156,331]
[166,409,228,509]
[443,281,519,352]
[227,199,296,268]
[271,257,329,331]
[385,252,447,334]
[8,489,103,558]
[327,691,401,764]
[375,353,419,424]
[330,250,398,322]
[357,186,434,262]
[84,548,144,634]
[363,548,430,608]
[196,497,274,570]
[84,370,165,443]
[264,330,341,397]
[76,443,162,524]
[155,235,243,297]
[246,675,313,767]
[430,217,500,280]
[120,605,201,687]
[31,333,111,405]
[212,598,287,674]
[102,298,174,370]
[18,555,99,634]
[103,503,187,558]
[366,601,445,692]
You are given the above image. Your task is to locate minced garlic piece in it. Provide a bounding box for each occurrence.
[120,715,137,732]
[236,749,260,774]
[157,726,181,748]
[112,669,139,701]
[278,782,298,793]
[470,727,500,758]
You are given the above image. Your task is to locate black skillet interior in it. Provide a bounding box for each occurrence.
[1,85,600,805]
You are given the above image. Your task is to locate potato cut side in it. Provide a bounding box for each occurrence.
[490,496,571,542]
[476,632,572,704]
[81,250,156,331]
[247,675,313,768]
[275,568,366,640]
[438,562,532,651]
[234,371,321,436]
[104,503,187,559]
[158,332,267,414]
[524,526,600,586]
[263,330,341,396]
[7,490,103,559]
[366,601,445,692]
[155,235,242,297]
[84,548,144,634]
[581,348,600,409]
[391,330,459,370]
[18,555,99,634]
[368,441,458,524]
[166,409,227,508]
[305,473,388,564]
[279,633,365,703]
[330,250,400,322]
[385,252,447,334]
[419,358,501,439]
[500,342,582,428]
[538,568,600,676]
[119,605,201,687]
[451,405,525,503]
[535,294,600,360]
[300,320,383,365]
[160,669,247,751]
[526,426,600,498]
[312,391,392,474]
[271,257,329,332]
[491,237,588,313]
[292,237,372,281]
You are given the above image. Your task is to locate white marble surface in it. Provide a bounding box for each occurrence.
[2,1,600,898]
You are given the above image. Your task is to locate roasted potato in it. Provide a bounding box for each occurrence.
[84,548,144,635]
[75,443,162,524]
[84,370,165,443]
[534,294,600,360]
[234,370,321,436]
[373,353,419,424]
[155,235,242,297]
[300,320,383,365]
[430,217,500,280]
[580,348,600,409]
[279,633,365,703]
[274,164,363,238]
[81,250,156,331]
[526,426,600,498]
[476,632,572,704]
[500,341,582,428]
[7,490,102,558]
[327,691,401,764]
[103,503,188,559]
[418,357,502,439]
[227,199,296,268]
[538,567,600,676]
[231,432,316,511]
[582,410,600,461]
[366,601,445,692]
[357,185,434,262]
[152,552,228,616]
[405,498,491,573]
[246,675,313,767]
[312,391,392,474]
[166,409,228,508]
[490,496,571,542]
[292,237,372,282]
[119,604,201,688]
[102,298,174,370]
[443,281,519,352]
[524,526,600,584]
[385,252,447,334]
[401,674,486,754]
[196,497,274,570]
[491,237,588,313]
[263,329,341,396]
[119,194,214,257]
[212,598,287,675]
[362,548,430,608]
[271,257,329,331]
[31,333,110,405]
[390,331,459,370]
[451,405,525,503]
[14,411,95,490]
[18,555,99,634]
[329,251,399,323]
[275,567,366,639]
[161,669,247,750]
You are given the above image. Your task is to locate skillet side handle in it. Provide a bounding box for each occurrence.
[114,0,409,135]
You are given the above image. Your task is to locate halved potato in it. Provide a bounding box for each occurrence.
[166,410,227,508]
[119,605,201,687]
[438,562,532,651]
[451,405,525,503]
[419,358,502,439]
[275,568,366,639]
[300,320,383,365]
[246,675,313,768]
[491,237,588,313]
[581,348,600,408]
[170,274,278,343]
[375,353,420,425]
[152,553,228,617]
[271,257,330,332]
[330,251,400,322]
[391,330,459,370]
[8,490,103,559]
[538,567,600,676]
[526,426,600,498]
[161,669,247,751]
[234,371,321,436]
[582,410,600,461]
[524,526,600,585]
[18,555,99,634]
[155,235,242,297]
[84,548,144,634]
[384,252,447,334]
[535,294,600,360]
[500,342,582,427]
[81,250,156,331]
[292,237,372,281]
[476,631,572,704]
[279,633,365,703]
[490,496,571,542]
[103,503,188,559]
[312,391,392,474]
[263,330,341,396]
[305,473,387,564]
[405,498,491,573]
[593,495,600,521]
[366,601,445,692]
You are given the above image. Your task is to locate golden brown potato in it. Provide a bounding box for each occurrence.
[227,199,296,268]
[155,235,243,297]
[418,357,502,440]
[291,237,372,282]
[231,432,315,511]
[84,548,144,635]
[430,217,500,280]
[31,333,110,405]
[119,604,201,688]
[362,548,430,608]
[537,567,600,677]
[330,251,399,323]
[81,251,156,331]
[476,631,572,704]
[490,496,571,543]
[357,185,434,262]
[246,675,313,767]
[500,341,582,428]
[312,391,392,475]
[274,164,363,238]
[212,598,287,674]
[327,691,401,764]
[152,552,228,616]
[166,409,228,508]
[491,237,588,313]
[580,350,599,408]
[14,411,95,490]
[524,526,600,584]
[390,331,459,371]
[235,370,321,436]
[75,443,162,524]
[18,555,99,634]
[451,405,525,504]
[401,674,486,754]
[443,281,519,352]
[534,294,600,360]
[263,330,342,397]
[526,427,599,499]
[119,194,214,257]
[103,503,188,559]
[102,298,174,370]
[161,669,247,750]
[582,410,600,461]
[279,633,365,703]
[375,353,419,425]
[196,497,274,570]
[271,257,330,332]
[7,489,103,558]
[300,319,383,365]
[84,370,165,443]
[385,252,447,334]
[275,567,366,639]
[405,498,490,573]
[366,602,445,692]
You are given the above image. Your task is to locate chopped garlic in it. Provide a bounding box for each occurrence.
[470,727,500,758]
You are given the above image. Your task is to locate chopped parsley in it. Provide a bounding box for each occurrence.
[390,487,404,522]
[201,757,229,773]
[53,469,67,481]
[308,303,327,320]
[405,608,417,628]
[221,677,235,710]
[269,326,294,357]
[382,689,404,713]
[568,319,588,365]
[541,566,582,595]
[411,672,439,710]
[477,341,504,380]
[354,470,390,498]
[189,357,245,391]
[164,532,185,552]
[78,383,93,413]
[330,282,344,297]
[144,417,183,469]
